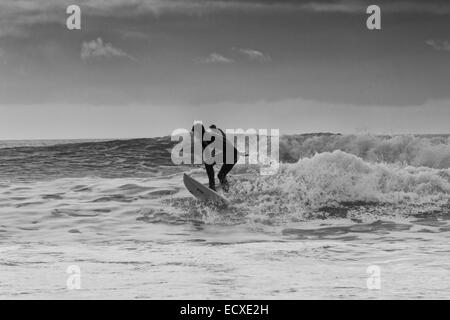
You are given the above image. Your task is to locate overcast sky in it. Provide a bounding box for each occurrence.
[0,0,449,139]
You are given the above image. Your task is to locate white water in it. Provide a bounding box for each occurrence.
[0,170,449,299]
[0,138,449,299]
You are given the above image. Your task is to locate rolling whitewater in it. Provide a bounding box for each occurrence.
[0,134,449,299]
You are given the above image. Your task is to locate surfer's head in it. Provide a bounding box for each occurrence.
[191,122,206,137]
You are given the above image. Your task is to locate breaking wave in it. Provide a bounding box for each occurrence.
[1,134,449,226]
[228,150,450,221]
[280,134,450,169]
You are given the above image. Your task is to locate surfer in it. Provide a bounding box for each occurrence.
[191,123,238,192]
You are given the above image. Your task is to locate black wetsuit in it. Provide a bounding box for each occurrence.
[202,128,238,190]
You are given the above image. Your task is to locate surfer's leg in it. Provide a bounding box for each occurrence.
[217,163,235,192]
[205,164,216,191]
[218,148,238,182]
[217,148,238,192]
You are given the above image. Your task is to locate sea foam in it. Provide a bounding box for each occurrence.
[280,134,450,169]
[229,150,450,220]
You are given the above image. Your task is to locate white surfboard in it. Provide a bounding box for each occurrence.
[183,173,230,206]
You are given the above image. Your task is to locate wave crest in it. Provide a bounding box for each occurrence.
[230,150,450,220]
[280,134,450,169]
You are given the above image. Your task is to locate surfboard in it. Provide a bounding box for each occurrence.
[183,173,230,206]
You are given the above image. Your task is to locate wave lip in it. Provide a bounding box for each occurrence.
[280,134,450,169]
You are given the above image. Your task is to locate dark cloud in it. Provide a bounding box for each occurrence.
[1,0,449,39]
[0,0,450,109]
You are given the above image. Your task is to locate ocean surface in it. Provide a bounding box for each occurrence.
[0,134,449,299]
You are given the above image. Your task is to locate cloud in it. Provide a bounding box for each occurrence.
[2,0,450,36]
[233,47,271,62]
[195,53,234,64]
[1,0,450,40]
[195,48,270,65]
[78,0,450,15]
[81,38,137,61]
[426,39,450,52]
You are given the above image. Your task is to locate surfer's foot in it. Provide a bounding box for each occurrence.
[209,184,216,191]
[219,178,229,192]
